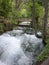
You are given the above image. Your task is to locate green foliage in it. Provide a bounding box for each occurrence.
[14,0,44,18]
[37,39,49,62]
[9,0,44,18]
[18,1,44,18]
[0,0,45,23]
[17,9,28,17]
[0,0,12,18]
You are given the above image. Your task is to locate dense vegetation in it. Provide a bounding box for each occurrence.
[37,38,49,62]
[0,0,46,31]
[0,0,49,64]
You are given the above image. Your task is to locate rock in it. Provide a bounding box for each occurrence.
[41,58,49,65]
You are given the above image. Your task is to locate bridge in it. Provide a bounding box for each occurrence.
[15,18,32,27]
[0,17,49,28]
[16,17,32,22]
[16,18,32,22]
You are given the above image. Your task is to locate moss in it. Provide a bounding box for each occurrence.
[37,39,49,62]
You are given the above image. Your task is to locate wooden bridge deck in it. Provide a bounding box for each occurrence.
[16,18,32,22]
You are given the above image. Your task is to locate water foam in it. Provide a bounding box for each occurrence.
[0,30,44,65]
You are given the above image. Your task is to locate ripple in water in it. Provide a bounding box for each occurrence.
[0,30,44,65]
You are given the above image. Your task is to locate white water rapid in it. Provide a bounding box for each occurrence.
[0,29,44,65]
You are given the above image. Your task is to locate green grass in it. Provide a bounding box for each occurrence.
[37,38,49,62]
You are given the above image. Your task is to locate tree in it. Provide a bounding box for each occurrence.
[15,0,21,10]
[31,0,37,35]
[42,0,48,45]
[0,0,12,18]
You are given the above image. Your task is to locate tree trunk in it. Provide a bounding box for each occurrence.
[15,0,21,10]
[31,0,37,35]
[42,0,48,45]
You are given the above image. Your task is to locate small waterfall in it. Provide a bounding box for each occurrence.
[0,29,44,65]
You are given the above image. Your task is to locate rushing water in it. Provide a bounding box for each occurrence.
[0,29,44,65]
